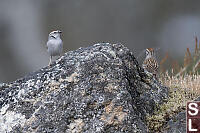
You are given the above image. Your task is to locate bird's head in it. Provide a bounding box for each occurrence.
[48,30,62,39]
[145,48,155,58]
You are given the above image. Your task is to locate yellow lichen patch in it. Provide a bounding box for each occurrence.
[67,118,85,133]
[59,72,78,83]
[48,80,60,92]
[104,82,120,92]
[104,83,116,92]
[105,102,113,114]
[101,102,127,126]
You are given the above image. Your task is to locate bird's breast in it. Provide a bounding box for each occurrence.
[47,39,63,56]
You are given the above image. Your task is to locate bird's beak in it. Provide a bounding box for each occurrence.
[58,30,62,33]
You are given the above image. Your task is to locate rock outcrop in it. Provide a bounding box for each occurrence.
[0,43,168,133]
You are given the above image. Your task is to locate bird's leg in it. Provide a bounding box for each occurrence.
[49,56,52,66]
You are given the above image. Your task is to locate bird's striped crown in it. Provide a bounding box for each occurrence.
[145,48,155,59]
[48,30,62,39]
[49,30,62,34]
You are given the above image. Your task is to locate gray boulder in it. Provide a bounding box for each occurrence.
[0,43,168,133]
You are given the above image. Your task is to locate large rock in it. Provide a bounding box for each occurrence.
[0,43,168,133]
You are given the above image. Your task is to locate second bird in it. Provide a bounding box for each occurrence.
[47,30,63,65]
[142,48,159,79]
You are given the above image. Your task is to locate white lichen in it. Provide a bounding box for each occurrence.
[0,107,26,132]
[67,118,84,133]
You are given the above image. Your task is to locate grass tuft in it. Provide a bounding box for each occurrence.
[146,36,200,132]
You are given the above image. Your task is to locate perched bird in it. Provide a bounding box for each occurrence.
[47,30,63,65]
[142,48,159,78]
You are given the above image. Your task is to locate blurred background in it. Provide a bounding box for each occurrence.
[1,0,200,82]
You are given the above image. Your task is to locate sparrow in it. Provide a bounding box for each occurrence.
[47,30,63,65]
[142,48,159,78]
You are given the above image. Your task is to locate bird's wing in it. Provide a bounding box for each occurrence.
[143,58,159,74]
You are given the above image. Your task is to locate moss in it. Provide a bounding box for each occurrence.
[146,76,199,132]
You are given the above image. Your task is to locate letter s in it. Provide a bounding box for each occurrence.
[188,103,198,116]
